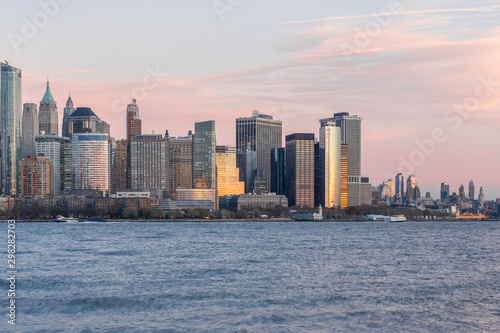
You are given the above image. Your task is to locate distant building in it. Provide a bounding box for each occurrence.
[318,121,341,208]
[286,133,315,208]
[35,134,71,196]
[126,100,141,188]
[340,144,348,209]
[72,133,109,191]
[22,103,38,158]
[193,120,216,189]
[62,95,75,138]
[270,147,286,196]
[67,107,100,135]
[1,62,23,195]
[383,179,395,198]
[39,80,58,136]
[216,145,244,196]
[406,175,417,204]
[236,110,282,192]
[440,182,450,202]
[174,188,218,210]
[395,173,404,198]
[236,193,288,211]
[130,134,169,191]
[19,155,54,198]
[169,133,193,195]
[479,187,485,207]
[468,180,475,201]
[111,139,127,193]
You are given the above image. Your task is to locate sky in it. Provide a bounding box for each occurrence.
[1,0,500,199]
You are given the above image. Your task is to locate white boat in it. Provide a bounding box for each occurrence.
[55,215,79,223]
[365,215,407,222]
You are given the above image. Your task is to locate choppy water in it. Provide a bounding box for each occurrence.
[2,221,500,332]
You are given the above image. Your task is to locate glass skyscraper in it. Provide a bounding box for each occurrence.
[193,120,216,189]
[319,122,341,208]
[270,147,286,196]
[22,103,39,158]
[36,134,71,196]
[72,133,109,191]
[286,133,315,208]
[1,62,22,195]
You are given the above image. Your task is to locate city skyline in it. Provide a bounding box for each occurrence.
[1,0,500,197]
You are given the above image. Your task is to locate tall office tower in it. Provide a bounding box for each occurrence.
[468,180,475,201]
[130,134,169,190]
[270,147,286,196]
[478,187,485,206]
[169,133,193,195]
[96,120,111,136]
[61,140,72,193]
[414,186,421,200]
[216,146,245,197]
[320,112,370,206]
[383,179,395,197]
[340,144,348,209]
[238,147,257,194]
[395,173,404,197]
[67,107,101,135]
[1,62,22,195]
[72,133,109,191]
[62,95,75,138]
[111,139,127,193]
[406,175,417,204]
[459,184,466,202]
[39,79,58,135]
[193,120,216,189]
[286,133,315,208]
[236,111,282,191]
[126,100,141,188]
[19,155,53,198]
[440,182,450,201]
[319,122,341,208]
[22,103,39,157]
[36,135,71,196]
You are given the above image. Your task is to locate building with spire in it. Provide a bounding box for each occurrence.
[62,95,75,138]
[39,79,58,135]
[479,187,485,207]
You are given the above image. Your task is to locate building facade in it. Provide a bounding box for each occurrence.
[319,122,341,208]
[22,103,39,158]
[130,134,169,191]
[35,134,71,196]
[67,107,100,135]
[270,147,286,196]
[236,111,282,192]
[39,80,58,136]
[286,133,315,208]
[72,133,109,191]
[19,155,54,198]
[216,145,244,197]
[111,139,128,193]
[62,95,75,138]
[169,134,193,195]
[193,120,216,189]
[1,62,22,195]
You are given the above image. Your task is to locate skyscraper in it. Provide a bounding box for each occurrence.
[19,155,53,198]
[270,147,286,196]
[126,100,141,188]
[383,179,395,197]
[440,182,450,202]
[1,62,22,195]
[286,133,315,208]
[130,134,169,190]
[469,180,475,201]
[169,133,194,194]
[406,175,417,204]
[319,122,341,208]
[479,187,485,206]
[340,144,348,209]
[193,120,216,189]
[72,133,109,191]
[459,184,466,202]
[111,139,127,193]
[236,111,282,191]
[22,103,39,158]
[395,173,404,197]
[39,79,58,136]
[216,145,245,197]
[36,134,70,196]
[62,95,75,138]
[67,107,101,135]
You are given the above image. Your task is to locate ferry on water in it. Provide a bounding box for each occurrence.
[55,215,79,223]
[365,215,407,222]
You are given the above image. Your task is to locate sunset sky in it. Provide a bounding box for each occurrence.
[2,0,500,199]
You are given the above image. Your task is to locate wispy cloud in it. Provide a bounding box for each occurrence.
[279,5,500,25]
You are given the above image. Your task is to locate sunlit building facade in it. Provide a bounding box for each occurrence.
[286,133,315,208]
[340,144,348,209]
[72,133,109,191]
[193,120,216,189]
[319,122,341,208]
[216,145,244,197]
[19,155,53,198]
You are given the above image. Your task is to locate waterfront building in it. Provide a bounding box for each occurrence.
[126,100,141,188]
[236,193,288,211]
[72,133,109,191]
[169,133,193,195]
[174,188,218,210]
[35,134,71,196]
[193,120,216,189]
[62,95,75,138]
[236,111,282,191]
[130,134,169,191]
[39,79,58,136]
[340,144,348,209]
[469,180,475,201]
[319,121,341,208]
[19,155,54,198]
[383,179,395,197]
[286,133,315,208]
[270,147,286,196]
[216,145,244,197]
[1,62,22,195]
[22,103,39,157]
